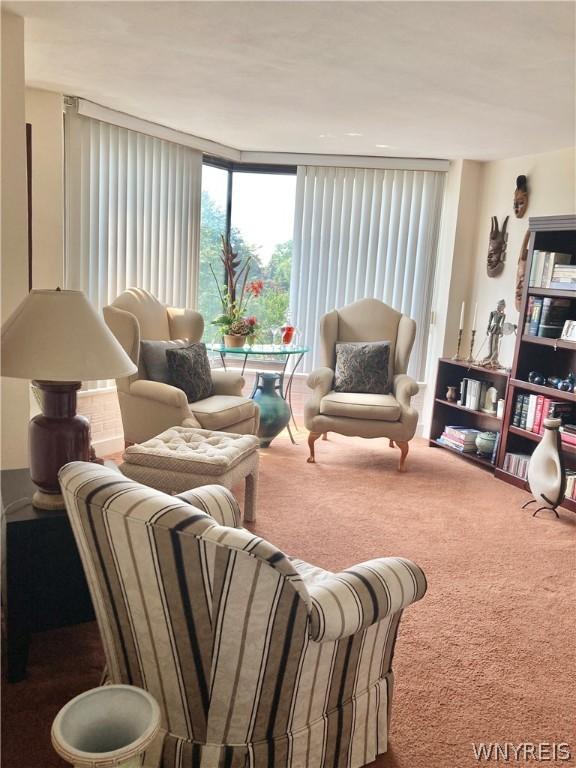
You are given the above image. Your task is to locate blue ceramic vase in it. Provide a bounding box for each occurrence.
[252,372,290,447]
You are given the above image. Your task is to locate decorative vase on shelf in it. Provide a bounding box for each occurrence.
[51,685,160,768]
[445,385,458,402]
[475,431,497,457]
[251,372,290,447]
[223,334,246,349]
[527,417,565,517]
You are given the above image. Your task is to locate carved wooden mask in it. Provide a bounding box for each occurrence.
[515,230,530,311]
[487,216,508,277]
[514,175,528,218]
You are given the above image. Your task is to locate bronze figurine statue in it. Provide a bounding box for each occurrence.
[481,299,506,369]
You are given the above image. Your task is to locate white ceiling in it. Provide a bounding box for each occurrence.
[9,1,576,161]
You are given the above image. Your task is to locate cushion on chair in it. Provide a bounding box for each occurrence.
[166,343,214,403]
[334,341,391,394]
[320,391,401,421]
[189,395,258,431]
[140,339,188,384]
[122,426,259,475]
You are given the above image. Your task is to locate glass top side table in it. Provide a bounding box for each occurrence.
[207,343,310,444]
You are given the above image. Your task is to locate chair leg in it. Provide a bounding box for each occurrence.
[322,432,328,440]
[397,441,409,472]
[307,432,322,463]
[244,471,258,523]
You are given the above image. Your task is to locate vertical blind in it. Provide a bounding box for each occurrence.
[65,109,202,312]
[291,166,445,378]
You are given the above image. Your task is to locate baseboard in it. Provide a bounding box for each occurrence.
[92,435,123,458]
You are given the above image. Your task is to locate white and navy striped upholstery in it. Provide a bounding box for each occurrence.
[59,462,426,768]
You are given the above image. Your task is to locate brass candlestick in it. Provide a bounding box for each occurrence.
[452,329,463,360]
[467,329,477,363]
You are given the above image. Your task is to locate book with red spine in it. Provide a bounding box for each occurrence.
[532,395,545,434]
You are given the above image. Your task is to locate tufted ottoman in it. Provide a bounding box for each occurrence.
[119,426,260,521]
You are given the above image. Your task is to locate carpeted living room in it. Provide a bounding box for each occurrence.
[1,3,575,768]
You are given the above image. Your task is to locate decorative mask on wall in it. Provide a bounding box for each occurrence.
[513,175,528,218]
[515,229,530,311]
[487,216,508,277]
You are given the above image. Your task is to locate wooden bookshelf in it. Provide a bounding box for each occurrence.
[496,215,576,512]
[429,357,509,471]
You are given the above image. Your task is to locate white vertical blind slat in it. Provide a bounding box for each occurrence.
[65,110,202,389]
[292,165,445,378]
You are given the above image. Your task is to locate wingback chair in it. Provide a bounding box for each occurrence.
[306,298,419,471]
[59,461,427,768]
[103,289,259,444]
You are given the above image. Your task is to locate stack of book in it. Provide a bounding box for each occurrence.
[502,452,531,479]
[529,250,573,288]
[458,378,493,411]
[550,264,576,291]
[512,393,573,433]
[437,426,480,453]
[564,470,576,500]
[560,423,576,448]
[524,297,572,338]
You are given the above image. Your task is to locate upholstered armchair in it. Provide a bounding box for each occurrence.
[103,288,259,444]
[59,461,427,768]
[305,298,419,470]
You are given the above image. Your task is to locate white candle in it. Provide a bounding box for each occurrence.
[472,303,478,331]
[459,301,465,330]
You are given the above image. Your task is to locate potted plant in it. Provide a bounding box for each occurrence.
[210,236,263,348]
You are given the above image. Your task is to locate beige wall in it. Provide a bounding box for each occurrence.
[25,88,65,288]
[1,11,30,469]
[466,147,576,368]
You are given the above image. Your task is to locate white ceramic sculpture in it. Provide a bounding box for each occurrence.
[526,417,565,518]
[51,685,161,768]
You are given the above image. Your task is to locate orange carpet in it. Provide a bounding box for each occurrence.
[3,435,576,768]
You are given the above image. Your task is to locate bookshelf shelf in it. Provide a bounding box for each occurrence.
[429,438,495,468]
[496,215,576,512]
[434,398,502,423]
[520,334,576,350]
[528,287,576,300]
[509,378,576,402]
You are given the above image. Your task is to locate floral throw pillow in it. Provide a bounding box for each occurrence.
[166,343,214,403]
[333,342,391,394]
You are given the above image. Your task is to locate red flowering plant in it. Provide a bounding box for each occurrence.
[210,236,263,339]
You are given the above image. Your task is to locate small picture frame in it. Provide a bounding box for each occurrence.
[560,320,576,342]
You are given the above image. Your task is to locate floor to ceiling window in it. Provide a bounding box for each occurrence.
[198,161,297,343]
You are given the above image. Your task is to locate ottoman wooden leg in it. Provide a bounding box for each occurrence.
[244,471,258,522]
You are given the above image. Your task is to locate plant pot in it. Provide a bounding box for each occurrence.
[252,372,290,448]
[223,334,247,349]
[51,685,161,768]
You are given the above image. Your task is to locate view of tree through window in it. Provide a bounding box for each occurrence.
[198,164,296,343]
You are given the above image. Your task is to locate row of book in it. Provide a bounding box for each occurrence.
[512,393,572,434]
[524,297,572,339]
[503,451,576,500]
[437,426,499,463]
[529,250,574,290]
[458,378,497,412]
[560,423,576,448]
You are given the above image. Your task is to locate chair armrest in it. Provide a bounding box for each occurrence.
[211,369,245,396]
[307,367,334,397]
[393,374,419,409]
[306,557,427,642]
[176,485,242,528]
[129,379,189,409]
[167,307,204,341]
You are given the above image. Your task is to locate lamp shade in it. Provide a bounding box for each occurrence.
[1,289,137,381]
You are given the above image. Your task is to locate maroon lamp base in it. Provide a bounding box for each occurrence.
[30,381,90,510]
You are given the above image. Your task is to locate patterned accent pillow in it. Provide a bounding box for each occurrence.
[166,343,214,403]
[334,342,391,394]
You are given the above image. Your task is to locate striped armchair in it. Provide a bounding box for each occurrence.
[59,462,427,768]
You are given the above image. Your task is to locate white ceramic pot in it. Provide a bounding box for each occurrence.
[51,685,161,768]
[527,417,565,511]
[223,334,247,349]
